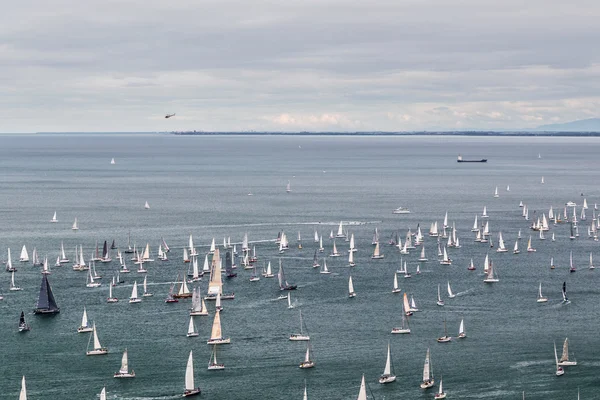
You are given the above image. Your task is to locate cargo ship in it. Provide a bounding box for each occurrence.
[457,155,487,163]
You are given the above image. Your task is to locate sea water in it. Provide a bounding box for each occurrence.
[0,134,598,399]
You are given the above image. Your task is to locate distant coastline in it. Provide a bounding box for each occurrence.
[170,130,600,137]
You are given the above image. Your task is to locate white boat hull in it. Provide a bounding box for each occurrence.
[208,364,225,370]
[391,327,411,334]
[289,334,310,341]
[299,361,315,369]
[207,338,231,345]
[86,349,108,356]
[379,374,396,384]
[114,372,135,378]
[77,327,94,333]
[420,380,435,389]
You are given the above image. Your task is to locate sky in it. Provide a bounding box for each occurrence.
[1,0,599,132]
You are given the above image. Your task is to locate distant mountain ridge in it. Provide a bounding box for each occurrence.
[534,118,600,132]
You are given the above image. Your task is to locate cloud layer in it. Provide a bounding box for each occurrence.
[1,0,599,132]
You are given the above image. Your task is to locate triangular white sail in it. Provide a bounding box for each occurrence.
[383,342,392,375]
[185,350,195,391]
[19,376,27,400]
[20,245,29,262]
[92,323,102,350]
[357,374,367,400]
[188,316,197,335]
[119,349,129,374]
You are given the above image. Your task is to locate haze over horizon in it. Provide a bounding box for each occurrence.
[1,0,599,133]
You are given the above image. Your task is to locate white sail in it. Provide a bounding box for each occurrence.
[19,245,29,262]
[337,221,344,236]
[188,316,197,335]
[210,310,223,340]
[383,342,392,375]
[423,348,432,382]
[81,307,89,328]
[120,349,129,374]
[348,275,355,295]
[459,319,465,336]
[357,374,367,400]
[447,281,454,297]
[92,323,102,350]
[100,387,106,400]
[130,281,139,300]
[393,273,399,291]
[19,376,27,400]
[185,350,195,391]
[210,238,216,253]
[72,217,79,230]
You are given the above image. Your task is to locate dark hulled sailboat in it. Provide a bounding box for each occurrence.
[33,274,60,315]
[19,311,31,332]
[225,251,237,278]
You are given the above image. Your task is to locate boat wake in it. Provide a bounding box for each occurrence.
[511,360,549,369]
[455,288,475,297]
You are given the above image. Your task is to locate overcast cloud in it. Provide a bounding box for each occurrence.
[1,0,599,132]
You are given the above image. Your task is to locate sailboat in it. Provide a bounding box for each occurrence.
[290,310,311,341]
[440,247,451,265]
[392,273,401,293]
[458,319,466,338]
[187,316,199,337]
[6,248,16,272]
[114,349,135,378]
[49,211,58,223]
[33,274,60,314]
[129,281,141,303]
[144,201,150,209]
[562,282,570,304]
[497,232,507,252]
[558,338,577,366]
[420,348,435,389]
[391,305,411,334]
[348,275,356,298]
[590,252,595,270]
[10,271,21,291]
[527,236,536,252]
[86,322,108,355]
[183,350,201,397]
[378,341,396,383]
[19,376,27,400]
[336,221,345,238]
[190,287,208,316]
[18,311,31,332]
[175,274,192,298]
[436,284,444,306]
[483,260,499,283]
[447,281,456,298]
[286,180,292,193]
[434,376,447,399]
[513,239,520,254]
[278,259,297,290]
[554,342,565,376]
[418,246,428,261]
[19,245,29,263]
[77,307,94,333]
[371,241,384,259]
[348,249,355,267]
[142,275,153,297]
[72,217,79,230]
[320,259,331,274]
[467,258,476,270]
[207,310,230,344]
[298,343,315,368]
[494,186,499,198]
[330,240,340,257]
[208,345,225,370]
[107,283,118,303]
[263,261,274,278]
[569,251,577,272]
[537,282,548,303]
[437,318,452,342]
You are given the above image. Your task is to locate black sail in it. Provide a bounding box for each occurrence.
[34,274,60,314]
